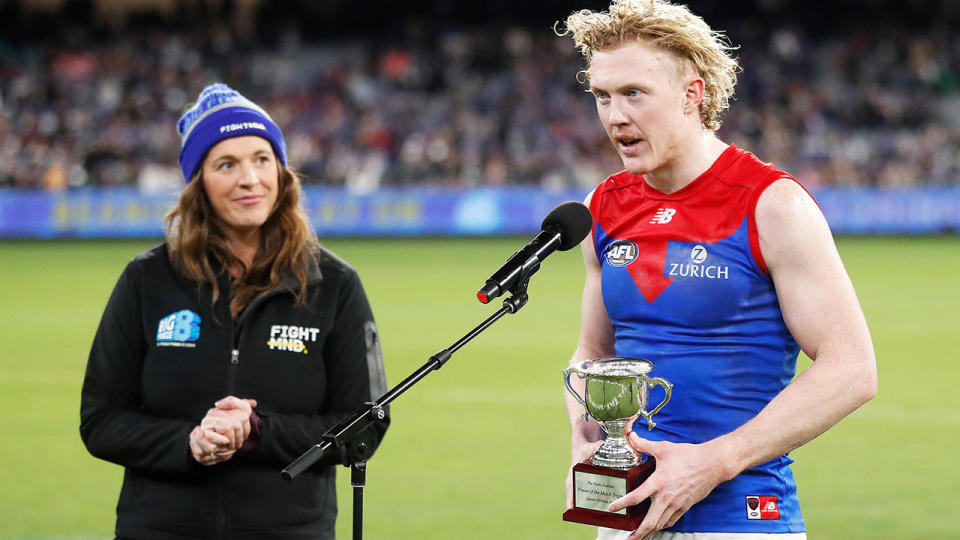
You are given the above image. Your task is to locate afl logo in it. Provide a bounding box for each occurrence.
[606,240,639,267]
[690,245,708,264]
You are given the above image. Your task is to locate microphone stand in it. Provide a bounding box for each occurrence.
[282,267,538,540]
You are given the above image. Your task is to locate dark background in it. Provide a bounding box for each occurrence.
[2,0,955,43]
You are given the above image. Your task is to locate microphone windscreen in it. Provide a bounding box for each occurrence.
[541,201,593,251]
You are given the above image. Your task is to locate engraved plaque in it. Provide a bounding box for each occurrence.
[574,471,627,514]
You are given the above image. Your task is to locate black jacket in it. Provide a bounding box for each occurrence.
[80,244,389,540]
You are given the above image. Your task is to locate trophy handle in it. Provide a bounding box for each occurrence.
[562,367,591,422]
[639,376,673,431]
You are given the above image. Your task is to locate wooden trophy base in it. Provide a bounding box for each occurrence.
[563,457,656,531]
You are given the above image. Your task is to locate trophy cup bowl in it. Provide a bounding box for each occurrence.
[562,357,672,530]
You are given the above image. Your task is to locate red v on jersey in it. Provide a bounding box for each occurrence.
[618,201,741,302]
[592,145,780,303]
[587,145,810,533]
[625,239,673,303]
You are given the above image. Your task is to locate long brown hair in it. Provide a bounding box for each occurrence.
[164,164,317,319]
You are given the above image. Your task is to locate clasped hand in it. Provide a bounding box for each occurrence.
[189,396,258,466]
[609,430,732,540]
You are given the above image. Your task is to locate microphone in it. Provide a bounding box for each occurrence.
[477,201,593,304]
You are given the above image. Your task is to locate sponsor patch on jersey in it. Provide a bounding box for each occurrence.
[156,310,201,348]
[267,324,320,354]
[605,239,639,267]
[664,241,730,280]
[746,495,780,520]
[690,244,708,263]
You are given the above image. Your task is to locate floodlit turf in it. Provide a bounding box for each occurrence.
[0,236,957,539]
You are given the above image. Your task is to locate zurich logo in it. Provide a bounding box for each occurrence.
[606,240,639,267]
[690,245,708,264]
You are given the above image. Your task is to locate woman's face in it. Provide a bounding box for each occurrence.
[201,136,279,239]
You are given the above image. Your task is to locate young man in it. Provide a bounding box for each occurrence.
[559,2,877,539]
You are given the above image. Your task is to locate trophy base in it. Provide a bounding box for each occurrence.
[562,458,655,531]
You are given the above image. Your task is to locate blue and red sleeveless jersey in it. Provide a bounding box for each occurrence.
[589,145,806,533]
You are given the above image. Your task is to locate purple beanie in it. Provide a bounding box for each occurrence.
[176,83,287,182]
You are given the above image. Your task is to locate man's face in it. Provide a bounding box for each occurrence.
[588,41,693,177]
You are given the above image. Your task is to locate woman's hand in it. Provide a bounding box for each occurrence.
[189,426,236,466]
[199,396,258,451]
[190,396,258,465]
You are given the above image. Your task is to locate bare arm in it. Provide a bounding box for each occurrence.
[565,192,617,506]
[566,227,617,440]
[613,178,877,538]
[706,178,877,474]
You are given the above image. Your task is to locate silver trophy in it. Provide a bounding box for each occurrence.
[563,357,672,469]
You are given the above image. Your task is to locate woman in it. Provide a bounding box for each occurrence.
[80,83,390,540]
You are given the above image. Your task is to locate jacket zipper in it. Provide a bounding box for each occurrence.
[227,348,239,395]
[217,278,235,540]
[227,285,285,394]
[219,285,284,539]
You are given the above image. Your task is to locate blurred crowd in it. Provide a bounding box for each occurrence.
[2,12,959,191]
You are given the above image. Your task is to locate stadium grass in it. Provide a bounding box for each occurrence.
[0,236,957,539]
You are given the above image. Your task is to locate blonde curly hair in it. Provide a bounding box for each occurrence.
[559,0,739,130]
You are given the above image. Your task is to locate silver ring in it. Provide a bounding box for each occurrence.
[208,452,215,458]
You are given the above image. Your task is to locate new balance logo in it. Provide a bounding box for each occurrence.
[650,208,676,224]
[746,496,780,520]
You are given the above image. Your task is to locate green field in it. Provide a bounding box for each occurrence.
[1,236,958,539]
